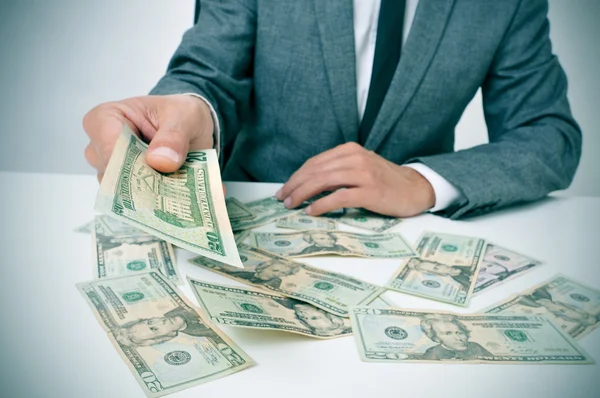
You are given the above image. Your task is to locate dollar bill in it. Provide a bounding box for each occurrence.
[485,275,600,339]
[233,230,251,245]
[75,219,95,234]
[77,272,255,397]
[92,217,181,284]
[226,197,255,222]
[416,231,486,267]
[474,244,542,294]
[385,257,479,307]
[229,196,306,231]
[189,244,382,317]
[76,215,143,235]
[276,214,338,231]
[350,307,592,364]
[188,279,352,339]
[363,289,394,308]
[327,208,402,233]
[249,231,418,259]
[95,126,242,268]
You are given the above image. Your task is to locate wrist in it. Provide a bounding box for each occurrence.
[403,166,436,211]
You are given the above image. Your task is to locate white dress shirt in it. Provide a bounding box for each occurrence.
[191,0,464,213]
[353,0,463,212]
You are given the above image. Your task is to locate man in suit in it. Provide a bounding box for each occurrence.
[83,0,581,219]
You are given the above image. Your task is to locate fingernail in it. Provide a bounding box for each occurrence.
[275,189,282,200]
[305,205,312,215]
[284,197,292,208]
[149,147,180,163]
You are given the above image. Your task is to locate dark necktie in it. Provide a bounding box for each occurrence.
[358,0,406,145]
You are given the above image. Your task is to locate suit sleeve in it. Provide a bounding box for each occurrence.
[149,0,256,164]
[412,0,582,219]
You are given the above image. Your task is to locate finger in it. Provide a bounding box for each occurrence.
[276,142,365,200]
[222,183,227,196]
[83,102,142,165]
[305,188,367,216]
[283,168,361,209]
[97,172,104,183]
[146,98,211,173]
[279,149,365,202]
[84,144,104,172]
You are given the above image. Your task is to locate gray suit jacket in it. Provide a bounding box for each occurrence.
[150,0,581,219]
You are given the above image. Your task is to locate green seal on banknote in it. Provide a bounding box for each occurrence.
[126,260,147,271]
[313,282,334,291]
[363,242,379,249]
[441,244,458,252]
[122,291,144,302]
[504,330,528,342]
[240,303,264,313]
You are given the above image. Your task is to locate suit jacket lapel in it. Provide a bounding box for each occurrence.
[312,0,359,143]
[364,0,456,151]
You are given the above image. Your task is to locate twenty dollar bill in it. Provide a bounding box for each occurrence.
[189,244,382,317]
[91,216,180,284]
[249,231,417,259]
[188,279,352,339]
[385,258,479,306]
[77,272,254,397]
[95,126,242,268]
[485,275,600,339]
[350,307,592,364]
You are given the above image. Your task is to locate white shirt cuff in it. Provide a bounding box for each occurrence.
[184,93,221,157]
[403,163,465,213]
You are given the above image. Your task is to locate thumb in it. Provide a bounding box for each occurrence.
[146,126,191,173]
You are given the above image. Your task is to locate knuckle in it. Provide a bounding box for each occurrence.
[344,141,361,151]
[336,189,353,207]
[84,145,95,162]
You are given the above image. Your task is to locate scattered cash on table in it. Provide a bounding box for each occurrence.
[276,214,338,231]
[326,208,402,232]
[485,275,600,339]
[77,272,255,397]
[249,230,418,259]
[229,196,307,231]
[95,125,242,268]
[92,216,181,284]
[350,307,592,364]
[226,197,255,222]
[81,171,600,393]
[474,244,542,294]
[188,279,352,339]
[189,244,383,317]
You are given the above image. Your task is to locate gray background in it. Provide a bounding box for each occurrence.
[0,0,598,196]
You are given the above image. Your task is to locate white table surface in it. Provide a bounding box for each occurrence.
[0,171,599,398]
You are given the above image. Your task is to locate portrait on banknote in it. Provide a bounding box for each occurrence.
[114,306,218,347]
[274,298,351,337]
[296,231,351,256]
[226,259,301,289]
[407,259,473,291]
[516,287,599,332]
[419,314,493,361]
